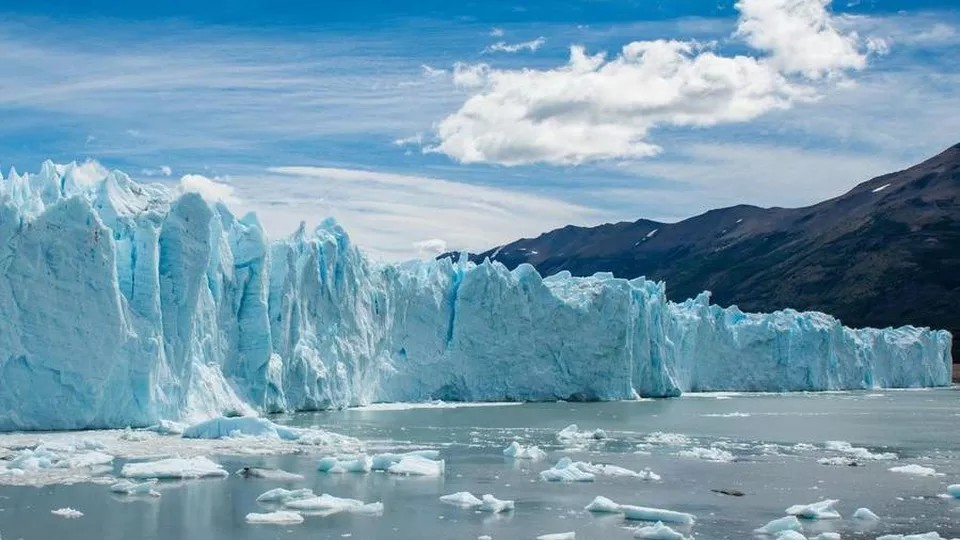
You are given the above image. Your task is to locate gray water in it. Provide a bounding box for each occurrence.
[2,389,959,540]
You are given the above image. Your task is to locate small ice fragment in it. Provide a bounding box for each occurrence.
[237,467,304,481]
[676,447,735,462]
[51,507,83,518]
[620,505,695,525]
[556,425,605,445]
[110,478,161,497]
[317,455,373,474]
[775,532,808,540]
[946,485,960,498]
[633,521,688,540]
[121,456,228,479]
[785,499,841,520]
[386,455,444,476]
[852,507,879,521]
[256,488,316,503]
[145,420,188,435]
[811,534,841,540]
[754,516,803,535]
[877,534,951,540]
[817,457,859,467]
[479,494,514,513]
[585,496,621,513]
[370,450,440,470]
[284,494,382,515]
[888,465,942,477]
[539,458,595,482]
[245,511,304,524]
[440,492,483,507]
[537,533,575,540]
[503,441,547,460]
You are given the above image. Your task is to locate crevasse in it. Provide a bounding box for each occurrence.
[0,162,952,431]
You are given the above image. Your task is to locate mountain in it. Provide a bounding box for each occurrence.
[447,143,960,360]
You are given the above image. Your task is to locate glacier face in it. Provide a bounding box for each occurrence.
[0,163,953,431]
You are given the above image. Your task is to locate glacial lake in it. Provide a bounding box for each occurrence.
[1,389,959,540]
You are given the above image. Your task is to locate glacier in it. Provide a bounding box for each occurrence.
[0,162,953,431]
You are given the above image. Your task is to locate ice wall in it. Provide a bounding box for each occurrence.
[0,163,953,430]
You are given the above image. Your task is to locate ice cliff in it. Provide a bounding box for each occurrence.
[0,163,953,430]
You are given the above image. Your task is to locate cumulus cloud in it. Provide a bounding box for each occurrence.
[429,0,879,166]
[179,174,240,204]
[412,238,448,258]
[483,37,546,54]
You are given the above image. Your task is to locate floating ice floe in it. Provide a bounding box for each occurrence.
[183,416,356,447]
[51,507,83,518]
[852,507,879,521]
[119,428,154,442]
[110,478,161,497]
[785,499,841,520]
[621,505,696,525]
[675,447,735,462]
[817,457,860,467]
[503,441,547,460]
[317,455,373,474]
[256,488,316,504]
[946,485,960,498]
[540,458,658,483]
[440,492,484,507]
[370,450,441,471]
[557,425,606,445]
[284,494,383,515]
[823,441,897,461]
[121,456,228,479]
[754,516,803,535]
[585,496,622,513]
[632,521,688,540]
[386,455,445,476]
[877,533,960,540]
[145,420,188,435]
[245,511,304,524]
[236,466,304,481]
[810,533,841,540]
[888,465,942,477]
[480,494,515,513]
[537,533,576,540]
[775,531,808,540]
[643,433,691,446]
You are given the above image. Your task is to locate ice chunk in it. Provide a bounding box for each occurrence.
[876,534,956,540]
[145,420,188,435]
[121,456,228,479]
[479,494,514,513]
[888,465,942,477]
[537,533,576,540]
[620,505,696,525]
[317,455,372,474]
[51,507,83,518]
[386,455,444,476]
[370,450,441,470]
[785,499,841,520]
[440,492,484,508]
[236,466,304,481]
[110,478,160,497]
[503,441,547,460]
[585,496,622,513]
[284,494,383,515]
[946,485,960,498]
[811,534,841,540]
[775,532,808,540]
[823,441,897,461]
[256,488,316,503]
[676,447,735,462]
[817,457,859,467]
[540,458,595,482]
[245,511,304,524]
[557,425,606,445]
[754,516,803,535]
[633,521,688,540]
[852,507,879,520]
[644,433,690,446]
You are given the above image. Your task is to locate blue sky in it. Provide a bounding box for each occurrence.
[0,0,958,259]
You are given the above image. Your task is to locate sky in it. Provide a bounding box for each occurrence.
[0,0,958,260]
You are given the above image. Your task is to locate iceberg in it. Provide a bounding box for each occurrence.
[120,456,228,479]
[283,494,383,515]
[785,499,841,520]
[110,478,161,497]
[754,516,803,535]
[317,455,373,474]
[0,162,952,431]
[620,505,696,525]
[852,507,879,521]
[503,441,548,460]
[51,507,83,518]
[256,487,315,504]
[947,485,960,498]
[585,496,622,513]
[633,522,689,540]
[440,491,484,508]
[888,465,942,477]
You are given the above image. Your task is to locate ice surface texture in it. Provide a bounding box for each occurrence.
[0,163,953,430]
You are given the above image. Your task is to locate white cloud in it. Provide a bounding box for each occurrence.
[483,37,546,54]
[141,165,172,177]
[421,64,447,78]
[179,174,240,204]
[412,238,448,258]
[231,166,599,260]
[490,27,504,37]
[429,0,875,166]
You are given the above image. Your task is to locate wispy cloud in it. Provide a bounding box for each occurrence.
[483,36,546,54]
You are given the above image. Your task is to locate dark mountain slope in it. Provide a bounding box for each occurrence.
[444,143,960,358]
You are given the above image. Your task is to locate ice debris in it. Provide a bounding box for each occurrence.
[51,507,83,518]
[184,417,356,447]
[775,532,808,540]
[633,522,689,540]
[785,499,841,520]
[371,450,440,470]
[245,511,304,524]
[386,454,445,477]
[540,458,658,482]
[585,496,622,513]
[537,533,576,540]
[0,162,951,431]
[754,516,804,535]
[557,425,606,445]
[852,507,879,520]
[284,494,383,515]
[675,447,735,462]
[479,494,515,513]
[440,492,484,507]
[110,478,161,497]
[503,441,547,460]
[236,466,304,481]
[317,455,373,474]
[811,534,841,540]
[621,505,696,525]
[823,441,897,461]
[256,488,316,504]
[877,534,960,540]
[888,465,942,477]
[121,456,228,479]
